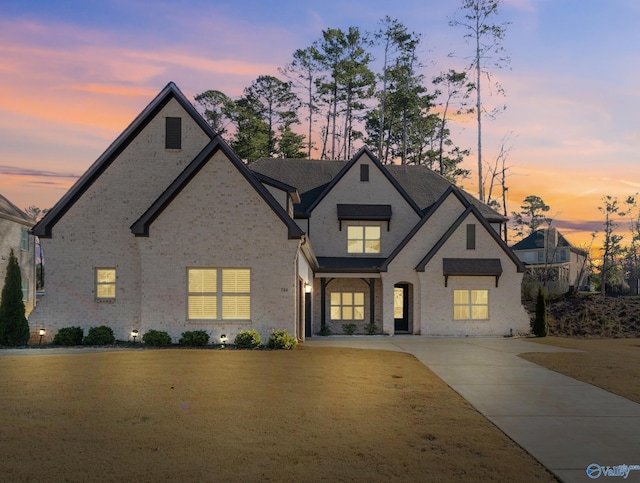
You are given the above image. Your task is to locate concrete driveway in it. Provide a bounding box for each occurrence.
[306,336,640,483]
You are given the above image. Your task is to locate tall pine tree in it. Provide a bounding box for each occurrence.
[0,249,30,346]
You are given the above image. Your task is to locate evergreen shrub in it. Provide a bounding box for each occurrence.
[142,329,172,346]
[53,327,84,346]
[179,330,210,347]
[267,329,297,350]
[234,330,262,349]
[0,250,30,346]
[83,325,115,345]
[533,287,549,337]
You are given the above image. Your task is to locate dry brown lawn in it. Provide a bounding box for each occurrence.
[0,347,556,482]
[521,337,640,404]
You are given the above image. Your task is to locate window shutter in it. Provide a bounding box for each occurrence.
[165,117,182,149]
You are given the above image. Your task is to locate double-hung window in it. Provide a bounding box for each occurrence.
[347,226,380,254]
[188,268,251,320]
[96,268,116,300]
[453,290,489,320]
[330,292,365,320]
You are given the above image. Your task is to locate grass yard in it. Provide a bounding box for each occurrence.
[0,346,556,482]
[521,337,640,404]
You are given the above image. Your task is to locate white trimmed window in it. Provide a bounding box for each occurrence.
[22,279,28,301]
[21,229,29,251]
[96,268,116,300]
[347,226,380,254]
[188,268,250,320]
[453,290,489,320]
[330,292,365,320]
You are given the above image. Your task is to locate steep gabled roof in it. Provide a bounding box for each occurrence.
[303,147,423,217]
[416,203,525,273]
[511,228,583,251]
[0,193,34,227]
[380,186,522,273]
[32,82,215,238]
[249,157,505,222]
[381,186,466,271]
[130,137,304,239]
[253,172,301,204]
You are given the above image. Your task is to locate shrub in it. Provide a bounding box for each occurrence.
[142,329,172,347]
[179,330,210,347]
[0,250,30,346]
[365,323,379,335]
[267,329,297,350]
[532,287,549,337]
[234,330,262,349]
[342,323,357,335]
[83,325,115,345]
[53,327,84,346]
[318,325,332,336]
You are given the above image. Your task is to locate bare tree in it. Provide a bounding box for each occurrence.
[450,0,510,203]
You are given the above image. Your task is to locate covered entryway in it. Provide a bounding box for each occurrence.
[394,283,411,333]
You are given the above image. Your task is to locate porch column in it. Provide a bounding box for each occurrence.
[369,278,376,327]
[320,277,327,331]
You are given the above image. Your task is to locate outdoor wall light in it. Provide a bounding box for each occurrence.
[131,329,139,344]
[39,328,45,345]
[305,283,312,293]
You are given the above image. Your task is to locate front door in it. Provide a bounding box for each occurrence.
[394,284,409,332]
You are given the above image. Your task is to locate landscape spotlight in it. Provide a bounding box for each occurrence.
[39,328,45,345]
[131,329,139,344]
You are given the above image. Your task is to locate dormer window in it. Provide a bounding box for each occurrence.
[165,117,182,149]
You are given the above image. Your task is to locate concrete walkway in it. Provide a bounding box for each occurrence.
[306,336,640,483]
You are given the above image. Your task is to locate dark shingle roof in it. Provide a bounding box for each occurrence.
[249,158,504,222]
[0,193,33,226]
[511,229,572,250]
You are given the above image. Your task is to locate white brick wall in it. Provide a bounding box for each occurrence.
[29,99,213,342]
[136,150,301,342]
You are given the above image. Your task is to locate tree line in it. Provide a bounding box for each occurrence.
[511,194,640,298]
[194,0,509,188]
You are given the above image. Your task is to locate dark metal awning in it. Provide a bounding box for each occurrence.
[337,204,392,230]
[316,257,386,273]
[443,258,503,287]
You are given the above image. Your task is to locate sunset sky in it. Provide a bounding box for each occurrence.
[1,0,639,248]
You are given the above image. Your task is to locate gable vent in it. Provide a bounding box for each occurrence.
[165,117,182,149]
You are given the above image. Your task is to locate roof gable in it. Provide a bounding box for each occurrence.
[381,186,467,271]
[32,82,215,238]
[0,193,34,227]
[379,185,522,273]
[130,137,304,239]
[416,204,525,273]
[304,147,423,217]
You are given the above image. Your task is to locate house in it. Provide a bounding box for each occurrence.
[0,193,36,317]
[30,82,530,343]
[511,228,589,291]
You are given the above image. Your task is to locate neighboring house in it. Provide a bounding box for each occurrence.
[0,193,36,316]
[511,228,589,290]
[30,82,530,343]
